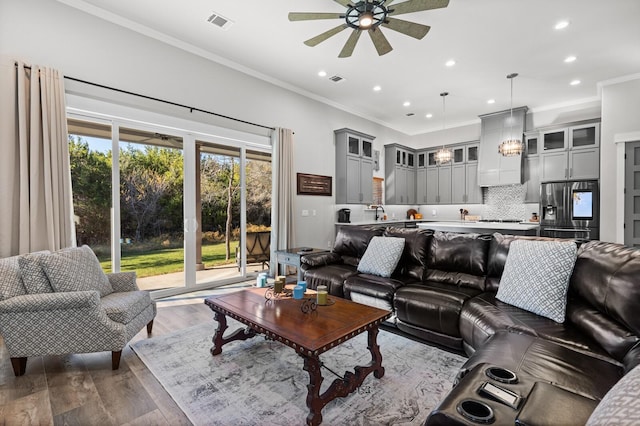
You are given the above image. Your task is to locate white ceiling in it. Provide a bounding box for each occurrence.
[60,0,640,135]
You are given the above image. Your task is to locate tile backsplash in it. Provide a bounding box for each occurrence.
[482,185,527,220]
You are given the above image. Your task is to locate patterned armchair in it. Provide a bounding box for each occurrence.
[0,246,156,376]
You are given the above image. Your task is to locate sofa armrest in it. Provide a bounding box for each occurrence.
[301,252,342,268]
[107,271,139,292]
[0,291,100,314]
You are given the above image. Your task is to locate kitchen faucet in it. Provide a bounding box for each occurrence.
[375,205,385,221]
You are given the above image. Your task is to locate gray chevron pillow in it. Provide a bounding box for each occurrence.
[496,240,577,323]
[41,245,114,297]
[587,365,640,425]
[357,236,405,278]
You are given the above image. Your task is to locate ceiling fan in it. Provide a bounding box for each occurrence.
[288,0,450,57]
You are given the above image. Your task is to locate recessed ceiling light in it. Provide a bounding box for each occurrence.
[373,85,382,92]
[564,55,577,63]
[317,70,327,77]
[445,59,456,67]
[487,99,496,104]
[570,79,581,86]
[555,20,569,30]
[426,113,433,118]
[403,101,411,107]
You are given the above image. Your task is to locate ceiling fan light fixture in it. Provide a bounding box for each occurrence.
[359,11,374,28]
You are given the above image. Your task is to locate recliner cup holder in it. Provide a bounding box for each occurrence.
[485,366,518,384]
[457,399,495,424]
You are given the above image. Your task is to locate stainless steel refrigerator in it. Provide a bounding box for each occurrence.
[539,180,599,241]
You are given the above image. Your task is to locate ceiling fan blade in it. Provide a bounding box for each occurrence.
[381,17,430,39]
[388,0,449,16]
[368,28,393,56]
[304,24,348,47]
[385,0,398,4]
[339,30,363,58]
[288,12,344,21]
[333,0,353,6]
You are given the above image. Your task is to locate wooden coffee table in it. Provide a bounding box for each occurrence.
[204,288,391,426]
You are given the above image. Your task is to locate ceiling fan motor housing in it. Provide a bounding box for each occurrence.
[345,1,389,30]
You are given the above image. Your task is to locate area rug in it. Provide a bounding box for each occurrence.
[131,319,466,425]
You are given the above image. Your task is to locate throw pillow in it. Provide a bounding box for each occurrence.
[496,240,577,323]
[587,365,640,425]
[41,245,114,297]
[18,251,54,294]
[0,255,27,300]
[357,236,405,278]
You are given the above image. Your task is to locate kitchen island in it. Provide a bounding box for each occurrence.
[417,221,539,236]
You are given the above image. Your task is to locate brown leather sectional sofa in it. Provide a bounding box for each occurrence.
[300,225,640,424]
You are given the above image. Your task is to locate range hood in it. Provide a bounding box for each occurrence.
[477,106,528,187]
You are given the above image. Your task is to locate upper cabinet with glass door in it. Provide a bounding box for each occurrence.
[348,135,373,159]
[569,123,600,149]
[541,128,568,152]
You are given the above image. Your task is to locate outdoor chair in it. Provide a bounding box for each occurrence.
[0,245,156,376]
[236,231,271,271]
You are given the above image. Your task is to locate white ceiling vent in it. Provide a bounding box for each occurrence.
[329,75,345,83]
[206,12,234,30]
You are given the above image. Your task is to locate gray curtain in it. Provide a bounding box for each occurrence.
[0,61,74,257]
[270,128,295,275]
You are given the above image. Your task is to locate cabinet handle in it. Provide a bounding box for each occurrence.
[565,168,568,179]
[569,167,573,177]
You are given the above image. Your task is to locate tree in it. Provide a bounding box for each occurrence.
[119,144,182,241]
[68,136,112,246]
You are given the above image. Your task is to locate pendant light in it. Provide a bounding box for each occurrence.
[434,92,452,166]
[498,73,524,156]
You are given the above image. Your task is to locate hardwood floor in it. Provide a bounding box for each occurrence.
[0,288,241,426]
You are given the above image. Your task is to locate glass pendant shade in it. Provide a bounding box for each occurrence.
[498,139,524,156]
[500,73,523,157]
[435,91,452,166]
[435,147,452,165]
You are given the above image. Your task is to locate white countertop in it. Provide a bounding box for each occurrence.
[417,221,539,231]
[336,219,540,230]
[335,219,425,226]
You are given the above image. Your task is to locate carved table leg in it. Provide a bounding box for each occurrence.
[303,354,324,426]
[302,325,385,426]
[368,326,385,379]
[210,311,257,356]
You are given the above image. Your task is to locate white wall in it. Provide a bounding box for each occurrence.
[0,0,410,249]
[600,77,640,242]
[0,0,620,247]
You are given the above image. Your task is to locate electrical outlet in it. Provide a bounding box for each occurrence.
[301,209,309,217]
[432,209,437,216]
[312,210,317,216]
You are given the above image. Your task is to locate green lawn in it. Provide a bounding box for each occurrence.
[98,241,239,278]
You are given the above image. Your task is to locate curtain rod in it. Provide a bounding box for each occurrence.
[17,63,276,131]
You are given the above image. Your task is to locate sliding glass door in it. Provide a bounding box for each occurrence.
[67,113,272,296]
[67,118,113,273]
[118,127,184,291]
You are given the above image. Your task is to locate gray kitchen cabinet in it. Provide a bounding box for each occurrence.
[335,128,375,204]
[569,148,599,179]
[478,107,527,186]
[452,163,482,204]
[385,144,416,204]
[452,164,466,203]
[539,121,600,182]
[524,156,540,203]
[416,167,427,203]
[416,151,428,203]
[540,151,569,181]
[466,163,482,203]
[426,166,452,204]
